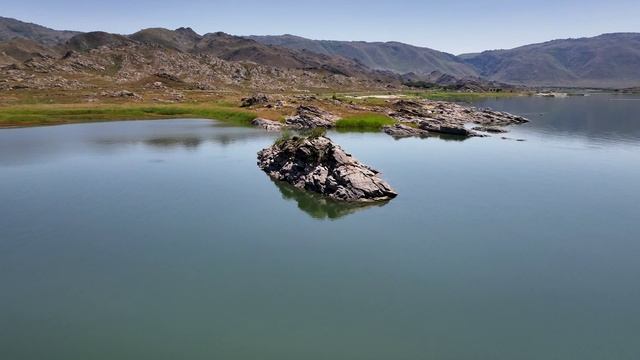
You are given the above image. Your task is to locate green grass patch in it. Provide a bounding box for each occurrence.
[335,113,396,130]
[410,91,522,102]
[0,104,257,127]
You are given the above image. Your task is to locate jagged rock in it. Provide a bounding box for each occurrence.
[258,136,397,202]
[389,99,528,135]
[241,94,269,107]
[251,118,284,131]
[415,118,478,137]
[284,105,339,129]
[383,124,429,138]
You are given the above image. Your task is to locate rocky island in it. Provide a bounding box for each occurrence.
[258,135,397,202]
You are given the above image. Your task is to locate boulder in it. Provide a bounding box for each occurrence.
[258,136,397,202]
[241,94,269,107]
[416,118,477,137]
[473,126,508,133]
[251,118,284,131]
[383,124,429,138]
[284,105,339,129]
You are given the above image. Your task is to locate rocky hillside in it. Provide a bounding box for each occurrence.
[0,16,80,46]
[460,33,640,88]
[251,33,640,88]
[2,16,640,89]
[248,34,477,78]
[0,17,392,80]
[0,37,398,92]
[130,29,383,78]
[0,18,400,92]
[0,38,60,66]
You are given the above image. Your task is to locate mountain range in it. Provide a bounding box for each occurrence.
[1,16,639,89]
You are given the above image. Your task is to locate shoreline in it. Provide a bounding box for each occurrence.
[0,90,530,129]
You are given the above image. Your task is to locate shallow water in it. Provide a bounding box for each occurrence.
[1,94,639,359]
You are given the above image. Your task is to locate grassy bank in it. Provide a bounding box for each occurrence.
[0,104,257,128]
[335,114,396,130]
[411,91,525,102]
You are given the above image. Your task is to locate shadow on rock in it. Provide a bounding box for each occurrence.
[272,179,389,220]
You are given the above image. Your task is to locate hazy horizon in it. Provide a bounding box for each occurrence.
[4,0,640,54]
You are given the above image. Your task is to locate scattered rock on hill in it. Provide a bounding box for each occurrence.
[258,135,397,202]
[100,90,143,100]
[241,94,270,107]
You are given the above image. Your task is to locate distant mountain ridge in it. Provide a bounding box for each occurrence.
[247,34,477,78]
[460,33,640,88]
[1,16,640,88]
[0,16,80,46]
[250,33,640,88]
[64,28,387,79]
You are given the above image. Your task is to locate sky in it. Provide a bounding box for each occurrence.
[4,0,640,54]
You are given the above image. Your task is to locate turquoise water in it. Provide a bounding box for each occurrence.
[1,94,639,359]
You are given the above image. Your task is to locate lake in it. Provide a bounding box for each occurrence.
[1,94,639,359]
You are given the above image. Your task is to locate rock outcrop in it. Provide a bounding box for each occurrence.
[383,124,429,138]
[258,135,397,202]
[241,94,269,107]
[388,99,527,137]
[251,118,284,131]
[284,105,339,129]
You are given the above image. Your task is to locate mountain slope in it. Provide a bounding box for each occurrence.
[460,33,640,88]
[127,28,389,79]
[248,34,477,78]
[0,38,60,66]
[0,16,81,46]
[130,27,202,52]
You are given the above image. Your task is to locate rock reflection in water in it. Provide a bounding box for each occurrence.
[271,179,389,220]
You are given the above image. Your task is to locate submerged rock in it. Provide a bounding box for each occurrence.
[284,105,339,129]
[257,136,397,202]
[383,123,429,138]
[251,118,284,131]
[416,119,477,137]
[473,125,508,133]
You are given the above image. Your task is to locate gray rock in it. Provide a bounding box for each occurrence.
[383,123,429,138]
[473,126,508,133]
[258,136,397,202]
[251,118,284,131]
[241,94,269,108]
[284,105,339,129]
[416,118,478,137]
[389,99,527,136]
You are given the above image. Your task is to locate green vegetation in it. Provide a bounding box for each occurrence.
[411,91,523,102]
[274,129,293,147]
[335,113,396,130]
[0,104,257,127]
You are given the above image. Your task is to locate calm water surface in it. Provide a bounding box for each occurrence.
[1,94,639,359]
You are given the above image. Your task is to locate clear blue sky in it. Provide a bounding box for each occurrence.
[4,0,639,54]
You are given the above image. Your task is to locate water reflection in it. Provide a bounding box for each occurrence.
[272,179,388,220]
[0,119,275,166]
[472,94,640,146]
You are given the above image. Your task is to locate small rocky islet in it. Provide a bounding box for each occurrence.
[254,95,528,202]
[258,135,397,203]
